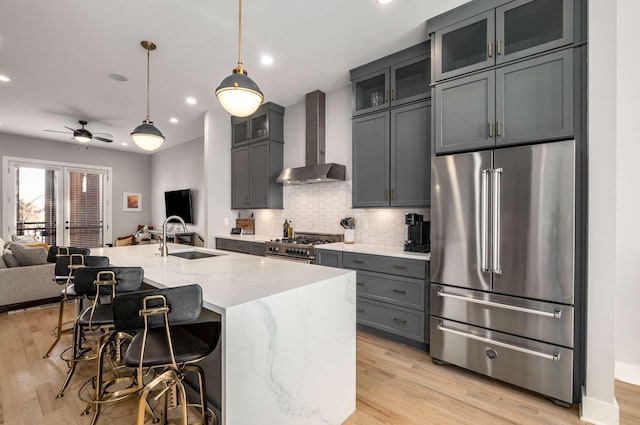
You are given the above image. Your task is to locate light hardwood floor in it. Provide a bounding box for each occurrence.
[1,304,638,424]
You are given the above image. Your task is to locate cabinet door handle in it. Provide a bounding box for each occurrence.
[357,308,365,313]
[356,282,365,286]
[384,90,389,103]
[390,189,395,201]
[390,88,394,101]
[497,121,503,137]
[392,289,407,294]
[488,41,493,58]
[353,259,365,264]
[497,39,502,55]
[393,264,408,270]
[489,122,494,137]
[393,318,407,325]
[384,189,389,201]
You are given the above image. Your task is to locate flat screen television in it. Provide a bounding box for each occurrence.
[164,189,194,224]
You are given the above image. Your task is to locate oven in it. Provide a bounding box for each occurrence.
[264,232,343,264]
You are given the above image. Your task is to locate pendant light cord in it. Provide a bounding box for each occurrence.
[146,45,151,121]
[237,0,243,67]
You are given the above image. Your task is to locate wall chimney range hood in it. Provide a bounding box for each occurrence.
[277,90,346,184]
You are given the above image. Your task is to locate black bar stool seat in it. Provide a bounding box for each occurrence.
[77,304,113,326]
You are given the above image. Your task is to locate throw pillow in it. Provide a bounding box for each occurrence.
[0,254,6,269]
[3,253,20,268]
[0,237,4,253]
[26,242,50,252]
[115,235,135,247]
[11,234,37,244]
[11,243,48,266]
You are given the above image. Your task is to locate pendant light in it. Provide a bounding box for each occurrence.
[131,40,165,151]
[215,0,264,117]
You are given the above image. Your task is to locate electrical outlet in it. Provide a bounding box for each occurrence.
[224,217,229,226]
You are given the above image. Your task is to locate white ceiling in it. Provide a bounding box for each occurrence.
[0,0,468,153]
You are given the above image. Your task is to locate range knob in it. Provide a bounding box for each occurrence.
[286,248,291,254]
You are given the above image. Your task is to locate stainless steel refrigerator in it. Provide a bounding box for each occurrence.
[430,139,580,404]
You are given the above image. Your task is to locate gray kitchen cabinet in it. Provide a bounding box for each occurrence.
[318,248,430,345]
[316,249,342,268]
[435,49,573,154]
[350,43,430,117]
[353,101,431,207]
[215,237,265,256]
[432,0,574,82]
[231,103,284,209]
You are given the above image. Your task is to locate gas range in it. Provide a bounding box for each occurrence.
[265,232,344,263]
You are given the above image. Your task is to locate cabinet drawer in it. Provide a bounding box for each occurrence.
[431,284,573,347]
[430,317,573,403]
[343,252,426,279]
[215,238,250,254]
[357,298,425,342]
[357,271,424,310]
[250,242,265,256]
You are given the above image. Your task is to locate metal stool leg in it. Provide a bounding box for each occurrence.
[44,298,68,358]
[56,316,81,398]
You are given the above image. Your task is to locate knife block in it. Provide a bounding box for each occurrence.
[235,219,255,235]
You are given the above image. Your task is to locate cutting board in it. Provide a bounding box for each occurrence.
[236,219,255,235]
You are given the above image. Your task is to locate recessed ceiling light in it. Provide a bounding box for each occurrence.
[169,117,179,124]
[108,73,128,82]
[377,0,393,4]
[0,75,11,82]
[121,142,128,146]
[261,55,274,66]
[186,97,197,105]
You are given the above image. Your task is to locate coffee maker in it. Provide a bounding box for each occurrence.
[404,213,430,253]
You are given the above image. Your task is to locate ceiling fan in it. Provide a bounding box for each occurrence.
[44,120,113,143]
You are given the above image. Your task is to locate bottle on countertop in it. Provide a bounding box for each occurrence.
[288,221,294,239]
[283,219,289,238]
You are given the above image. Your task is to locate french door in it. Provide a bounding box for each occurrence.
[3,158,111,248]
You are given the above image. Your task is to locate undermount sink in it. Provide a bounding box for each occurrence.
[169,251,223,260]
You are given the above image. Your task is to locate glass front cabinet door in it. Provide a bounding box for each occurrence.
[496,0,573,64]
[434,11,495,82]
[353,70,390,116]
[390,55,430,107]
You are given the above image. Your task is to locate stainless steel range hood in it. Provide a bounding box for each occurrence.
[277,90,346,185]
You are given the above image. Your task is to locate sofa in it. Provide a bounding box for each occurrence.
[0,237,61,313]
[0,263,59,313]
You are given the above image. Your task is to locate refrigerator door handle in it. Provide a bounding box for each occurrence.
[481,169,491,273]
[436,324,560,361]
[492,168,503,274]
[437,290,562,319]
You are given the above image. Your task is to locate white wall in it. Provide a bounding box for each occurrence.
[150,136,205,240]
[0,132,151,243]
[615,0,640,386]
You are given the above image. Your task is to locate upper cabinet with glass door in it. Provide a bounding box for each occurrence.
[231,102,284,146]
[351,42,430,117]
[432,0,573,82]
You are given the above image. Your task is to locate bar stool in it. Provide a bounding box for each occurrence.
[43,246,90,358]
[54,256,112,398]
[112,284,221,425]
[69,266,145,425]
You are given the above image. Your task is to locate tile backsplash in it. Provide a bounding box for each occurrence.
[242,181,429,247]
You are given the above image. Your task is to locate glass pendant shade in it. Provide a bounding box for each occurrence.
[216,69,264,117]
[131,120,165,151]
[74,135,91,143]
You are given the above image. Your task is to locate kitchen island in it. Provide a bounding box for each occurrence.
[91,243,356,425]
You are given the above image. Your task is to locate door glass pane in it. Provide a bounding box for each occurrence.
[504,0,563,55]
[233,120,248,144]
[67,170,104,248]
[251,114,268,139]
[15,166,58,246]
[441,19,488,73]
[355,74,385,111]
[394,59,429,101]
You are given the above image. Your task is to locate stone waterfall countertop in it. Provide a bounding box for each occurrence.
[317,242,431,261]
[91,243,353,314]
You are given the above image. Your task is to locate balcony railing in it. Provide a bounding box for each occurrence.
[16,221,57,246]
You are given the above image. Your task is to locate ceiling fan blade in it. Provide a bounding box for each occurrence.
[92,132,113,138]
[94,136,113,143]
[64,126,76,132]
[44,129,72,134]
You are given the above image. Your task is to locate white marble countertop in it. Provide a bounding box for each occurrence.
[316,242,431,261]
[91,244,353,314]
[215,234,277,243]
